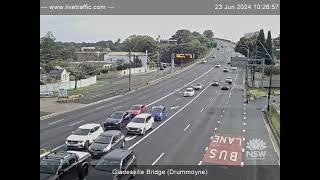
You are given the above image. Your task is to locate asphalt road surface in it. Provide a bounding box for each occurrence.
[40,40,279,179]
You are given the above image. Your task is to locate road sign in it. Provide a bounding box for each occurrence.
[58,88,67,97]
[176,53,193,59]
[202,133,243,165]
[231,57,248,67]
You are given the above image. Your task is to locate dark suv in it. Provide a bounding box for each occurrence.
[87,149,137,180]
[104,111,131,130]
[88,130,125,159]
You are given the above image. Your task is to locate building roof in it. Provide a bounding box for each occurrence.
[48,69,65,76]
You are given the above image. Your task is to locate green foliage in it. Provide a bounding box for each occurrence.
[123,35,158,53]
[203,30,214,40]
[265,31,273,65]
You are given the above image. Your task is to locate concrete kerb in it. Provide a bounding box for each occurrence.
[262,110,280,148]
[40,48,215,121]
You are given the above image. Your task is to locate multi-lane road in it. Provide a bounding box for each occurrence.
[40,40,280,179]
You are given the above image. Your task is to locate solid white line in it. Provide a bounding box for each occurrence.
[129,84,211,150]
[184,124,190,131]
[95,106,106,110]
[200,108,204,112]
[69,120,84,126]
[152,153,165,166]
[49,119,64,125]
[146,67,215,107]
[198,161,202,165]
[205,147,208,151]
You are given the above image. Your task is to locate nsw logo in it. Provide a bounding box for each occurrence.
[246,139,267,160]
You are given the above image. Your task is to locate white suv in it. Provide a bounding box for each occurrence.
[66,123,104,150]
[184,88,195,97]
[126,113,154,135]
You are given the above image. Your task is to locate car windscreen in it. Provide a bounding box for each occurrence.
[73,128,90,135]
[40,159,60,174]
[94,135,112,144]
[186,89,193,92]
[110,112,123,119]
[130,106,141,110]
[95,159,121,171]
[152,107,163,113]
[131,117,145,123]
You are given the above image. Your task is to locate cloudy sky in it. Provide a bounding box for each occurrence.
[40,15,280,43]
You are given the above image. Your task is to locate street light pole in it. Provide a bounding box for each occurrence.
[128,51,131,91]
[257,40,273,111]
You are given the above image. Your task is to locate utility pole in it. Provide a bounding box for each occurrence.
[157,35,160,79]
[128,51,131,91]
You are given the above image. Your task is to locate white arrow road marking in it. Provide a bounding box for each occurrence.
[49,119,64,125]
[171,106,180,110]
[152,153,165,166]
[69,120,84,126]
[125,135,137,141]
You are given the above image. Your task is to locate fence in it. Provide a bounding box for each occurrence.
[40,76,96,93]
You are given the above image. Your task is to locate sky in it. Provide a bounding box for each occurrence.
[40,15,280,43]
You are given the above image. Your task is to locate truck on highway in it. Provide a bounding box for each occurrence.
[40,151,91,180]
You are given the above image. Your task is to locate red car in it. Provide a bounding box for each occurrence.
[128,104,147,118]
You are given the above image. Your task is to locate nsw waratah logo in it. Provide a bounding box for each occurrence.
[246,139,267,160]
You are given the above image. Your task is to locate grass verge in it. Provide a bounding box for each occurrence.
[66,80,108,95]
[248,88,280,98]
[267,104,280,138]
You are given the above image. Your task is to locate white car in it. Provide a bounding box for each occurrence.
[184,88,195,97]
[223,67,229,72]
[214,64,221,68]
[225,77,233,84]
[231,67,237,70]
[126,113,154,135]
[193,83,203,90]
[201,60,207,64]
[66,123,104,150]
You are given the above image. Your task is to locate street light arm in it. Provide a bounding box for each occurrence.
[257,40,273,61]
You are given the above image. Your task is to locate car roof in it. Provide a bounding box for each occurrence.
[132,104,144,107]
[79,123,100,129]
[186,88,194,90]
[102,149,133,160]
[152,105,165,109]
[100,130,121,136]
[134,113,152,118]
[44,151,72,161]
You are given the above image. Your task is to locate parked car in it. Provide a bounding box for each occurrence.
[126,113,154,135]
[221,84,230,90]
[225,77,233,84]
[88,130,125,159]
[87,149,137,180]
[184,88,195,97]
[40,151,91,180]
[193,83,203,90]
[127,104,147,118]
[223,67,229,72]
[103,111,131,130]
[214,64,221,68]
[151,105,167,121]
[211,81,219,86]
[66,124,104,150]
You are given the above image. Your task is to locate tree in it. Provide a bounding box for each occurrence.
[256,29,266,60]
[203,30,214,40]
[40,32,62,63]
[171,29,193,44]
[265,31,273,65]
[123,35,158,53]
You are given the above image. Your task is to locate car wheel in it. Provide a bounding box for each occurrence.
[84,141,89,150]
[79,165,88,179]
[121,141,125,148]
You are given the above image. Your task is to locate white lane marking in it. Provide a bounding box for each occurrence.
[218,121,221,124]
[69,120,84,126]
[49,119,64,125]
[125,135,137,141]
[244,117,246,120]
[242,129,246,133]
[40,144,65,158]
[200,108,204,112]
[113,105,123,109]
[198,161,202,165]
[242,148,244,152]
[171,106,180,110]
[243,103,246,106]
[241,162,244,167]
[146,67,215,107]
[205,147,208,151]
[152,153,165,166]
[243,138,245,141]
[244,112,246,115]
[95,105,106,110]
[243,122,246,126]
[175,98,181,101]
[222,110,225,113]
[210,136,213,139]
[220,115,223,117]
[184,124,190,131]
[129,85,211,150]
[214,128,217,131]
